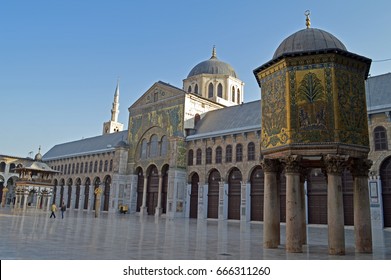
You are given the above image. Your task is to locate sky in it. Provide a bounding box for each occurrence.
[1,0,391,158]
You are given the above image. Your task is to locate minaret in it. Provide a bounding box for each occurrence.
[103,80,124,134]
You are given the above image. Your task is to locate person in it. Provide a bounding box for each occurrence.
[60,201,66,219]
[50,203,57,219]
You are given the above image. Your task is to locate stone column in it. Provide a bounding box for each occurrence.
[260,158,281,248]
[155,174,163,217]
[349,158,373,253]
[23,189,29,211]
[300,168,309,245]
[140,177,148,215]
[324,154,348,255]
[1,187,8,207]
[283,155,302,253]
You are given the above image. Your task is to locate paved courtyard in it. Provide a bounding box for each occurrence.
[0,207,390,260]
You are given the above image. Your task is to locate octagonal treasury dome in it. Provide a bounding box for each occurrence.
[272,27,347,59]
[187,47,237,78]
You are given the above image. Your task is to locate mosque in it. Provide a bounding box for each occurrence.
[1,14,391,255]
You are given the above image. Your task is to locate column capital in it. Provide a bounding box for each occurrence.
[323,154,349,175]
[260,158,281,173]
[348,158,373,178]
[282,155,302,174]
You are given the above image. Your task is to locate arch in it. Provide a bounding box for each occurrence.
[228,167,242,220]
[194,84,199,94]
[0,162,5,172]
[146,165,159,215]
[250,166,264,221]
[103,175,111,211]
[207,169,221,218]
[136,167,144,212]
[196,148,202,165]
[190,173,199,218]
[84,177,91,210]
[374,126,388,151]
[208,83,214,98]
[217,83,223,98]
[380,156,391,227]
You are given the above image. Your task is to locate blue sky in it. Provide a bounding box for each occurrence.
[1,0,391,158]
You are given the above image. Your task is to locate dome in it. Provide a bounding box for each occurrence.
[187,47,237,78]
[273,28,347,59]
[34,152,42,161]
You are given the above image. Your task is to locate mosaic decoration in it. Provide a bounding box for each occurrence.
[336,69,369,146]
[261,71,288,149]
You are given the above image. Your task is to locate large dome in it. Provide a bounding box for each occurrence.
[273,28,347,59]
[187,47,237,78]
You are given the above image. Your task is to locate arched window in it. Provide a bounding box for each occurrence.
[61,165,64,173]
[215,146,222,164]
[140,139,147,159]
[149,135,159,157]
[76,163,79,174]
[0,162,5,172]
[374,126,388,151]
[196,149,202,165]
[232,86,235,102]
[194,114,201,127]
[188,150,194,166]
[94,161,98,173]
[80,162,84,174]
[195,84,199,94]
[236,144,243,162]
[248,142,255,161]
[89,161,93,173]
[72,163,75,174]
[109,159,113,171]
[64,164,67,175]
[160,136,168,156]
[237,89,241,104]
[217,83,223,98]
[188,85,192,93]
[99,160,103,172]
[206,147,212,164]
[85,162,88,173]
[226,145,232,163]
[9,163,16,173]
[104,160,108,172]
[208,83,214,98]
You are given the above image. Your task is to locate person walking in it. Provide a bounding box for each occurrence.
[60,201,66,219]
[50,203,57,219]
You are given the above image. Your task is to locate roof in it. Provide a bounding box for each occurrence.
[366,73,391,113]
[42,130,128,161]
[273,28,347,59]
[186,100,261,140]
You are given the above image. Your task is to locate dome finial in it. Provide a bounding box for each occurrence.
[211,45,217,59]
[305,10,311,29]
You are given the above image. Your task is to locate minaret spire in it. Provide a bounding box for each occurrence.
[111,79,120,122]
[211,45,217,59]
[305,10,311,29]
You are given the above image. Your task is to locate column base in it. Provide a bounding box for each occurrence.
[139,206,147,215]
[155,207,162,217]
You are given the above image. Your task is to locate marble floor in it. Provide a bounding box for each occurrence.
[0,207,390,260]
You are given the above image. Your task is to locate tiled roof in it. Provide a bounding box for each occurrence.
[366,73,391,113]
[42,130,128,161]
[186,100,261,140]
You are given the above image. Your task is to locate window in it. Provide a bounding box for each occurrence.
[237,89,241,104]
[236,144,243,162]
[232,86,235,102]
[85,162,88,173]
[9,163,16,173]
[80,162,84,174]
[0,162,5,172]
[208,83,214,98]
[149,135,158,157]
[248,142,255,161]
[89,161,93,173]
[194,114,201,126]
[374,126,388,151]
[72,163,75,174]
[94,161,98,172]
[76,163,79,174]
[196,149,202,165]
[61,165,64,173]
[99,160,103,172]
[195,84,199,94]
[216,146,222,164]
[160,136,168,156]
[188,150,194,166]
[206,147,212,164]
[188,85,192,93]
[140,139,147,159]
[64,165,67,175]
[217,83,223,98]
[226,145,232,163]
[109,159,113,171]
[104,160,108,172]
[154,92,158,102]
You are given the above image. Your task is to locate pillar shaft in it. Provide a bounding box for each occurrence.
[261,159,280,249]
[140,176,148,215]
[155,175,163,217]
